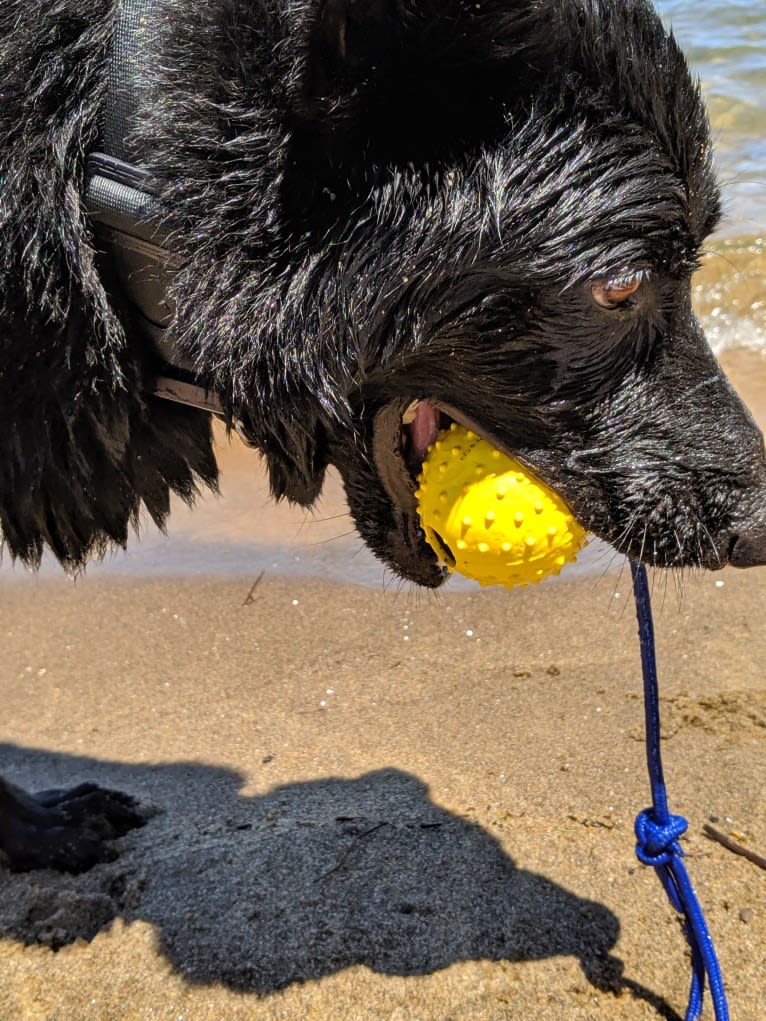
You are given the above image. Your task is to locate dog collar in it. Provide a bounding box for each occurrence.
[85,150,230,418]
[84,0,233,426]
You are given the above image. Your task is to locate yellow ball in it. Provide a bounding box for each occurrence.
[416,424,587,588]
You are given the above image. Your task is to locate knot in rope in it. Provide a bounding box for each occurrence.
[635,808,688,867]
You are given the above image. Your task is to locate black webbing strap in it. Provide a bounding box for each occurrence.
[86,153,180,338]
[102,0,163,163]
[84,1,226,418]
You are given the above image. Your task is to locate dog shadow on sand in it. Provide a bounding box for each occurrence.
[0,745,680,1018]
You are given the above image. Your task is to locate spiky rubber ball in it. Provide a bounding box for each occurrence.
[416,424,587,588]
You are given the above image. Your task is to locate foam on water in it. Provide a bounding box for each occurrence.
[694,237,766,356]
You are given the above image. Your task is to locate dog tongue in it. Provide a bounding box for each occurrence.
[409,401,440,460]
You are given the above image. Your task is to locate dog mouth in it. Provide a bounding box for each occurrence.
[373,399,449,507]
[371,398,465,581]
[400,399,451,476]
[368,396,754,579]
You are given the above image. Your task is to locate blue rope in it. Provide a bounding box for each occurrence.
[630,561,729,1021]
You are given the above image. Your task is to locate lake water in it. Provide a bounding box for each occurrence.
[656,0,766,232]
[653,1,766,355]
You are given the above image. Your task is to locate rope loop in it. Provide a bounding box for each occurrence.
[634,808,689,867]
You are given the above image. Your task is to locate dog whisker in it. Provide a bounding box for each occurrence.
[303,513,355,525]
[671,567,689,611]
[696,516,723,567]
[638,523,650,570]
[308,530,360,547]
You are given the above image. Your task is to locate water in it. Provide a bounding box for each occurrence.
[653,1,766,354]
[656,0,766,230]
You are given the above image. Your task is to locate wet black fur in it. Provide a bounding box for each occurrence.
[2,1,766,868]
[3,0,766,583]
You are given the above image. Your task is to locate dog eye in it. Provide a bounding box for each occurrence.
[591,276,643,310]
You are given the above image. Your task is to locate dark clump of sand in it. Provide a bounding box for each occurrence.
[0,352,765,1020]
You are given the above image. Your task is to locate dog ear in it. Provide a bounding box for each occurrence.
[306,0,534,76]
[300,0,718,243]
[298,0,548,154]
[305,0,405,91]
[309,0,386,67]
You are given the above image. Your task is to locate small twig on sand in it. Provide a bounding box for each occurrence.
[242,570,266,606]
[317,822,388,881]
[703,823,766,872]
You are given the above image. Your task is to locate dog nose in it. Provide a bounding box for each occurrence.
[728,524,766,568]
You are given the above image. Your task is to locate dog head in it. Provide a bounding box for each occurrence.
[132,0,766,587]
[260,0,766,586]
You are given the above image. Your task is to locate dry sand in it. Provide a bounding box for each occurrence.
[0,351,764,1020]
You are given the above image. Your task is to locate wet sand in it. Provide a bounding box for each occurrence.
[1,352,765,1020]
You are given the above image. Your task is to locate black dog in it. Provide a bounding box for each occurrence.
[2,0,765,872]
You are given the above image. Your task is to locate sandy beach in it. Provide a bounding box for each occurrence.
[1,350,764,1021]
